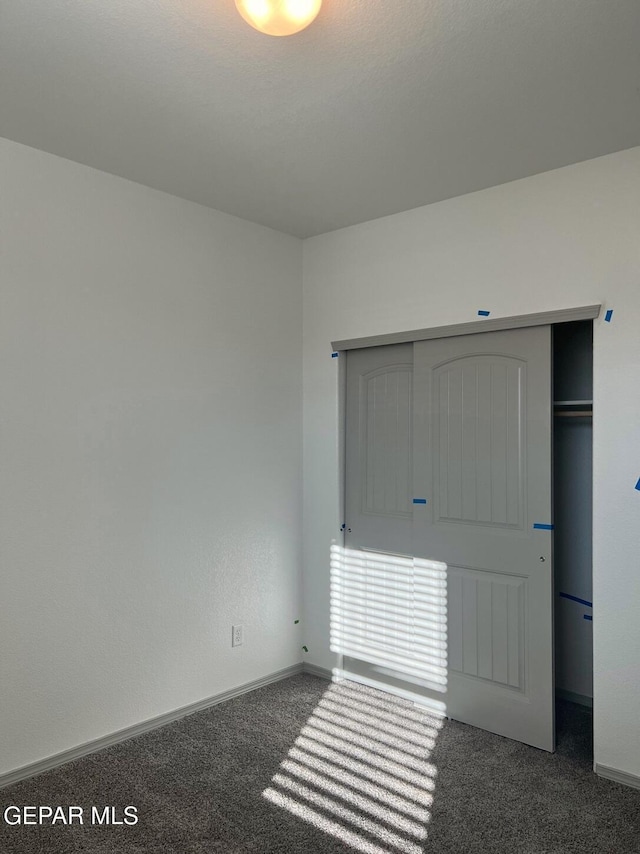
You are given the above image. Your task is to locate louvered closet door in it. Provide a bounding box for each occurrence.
[342,327,554,752]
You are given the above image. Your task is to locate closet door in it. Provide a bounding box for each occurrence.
[342,344,450,696]
[413,326,554,751]
[344,343,414,556]
[342,326,554,752]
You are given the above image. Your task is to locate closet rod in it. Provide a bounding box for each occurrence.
[554,411,592,418]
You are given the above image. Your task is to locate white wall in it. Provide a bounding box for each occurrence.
[0,138,302,777]
[302,147,640,778]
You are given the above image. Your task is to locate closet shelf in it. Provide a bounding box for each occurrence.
[553,399,593,418]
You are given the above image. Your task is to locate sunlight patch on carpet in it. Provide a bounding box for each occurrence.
[263,680,444,851]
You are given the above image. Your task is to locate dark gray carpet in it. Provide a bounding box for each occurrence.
[1,674,638,853]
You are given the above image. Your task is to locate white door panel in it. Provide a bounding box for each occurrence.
[345,343,413,556]
[342,326,554,751]
[413,327,553,750]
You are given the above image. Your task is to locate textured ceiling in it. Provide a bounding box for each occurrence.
[1,0,639,237]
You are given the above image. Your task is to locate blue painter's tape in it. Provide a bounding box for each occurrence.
[413,498,427,504]
[478,310,491,317]
[560,592,592,608]
[331,352,339,358]
[605,309,613,322]
[533,523,554,530]
[635,478,640,491]
[584,614,593,621]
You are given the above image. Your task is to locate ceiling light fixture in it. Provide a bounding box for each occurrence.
[235,0,322,36]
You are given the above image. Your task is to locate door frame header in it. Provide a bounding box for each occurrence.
[331,304,601,352]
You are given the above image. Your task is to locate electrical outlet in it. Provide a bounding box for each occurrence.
[232,624,243,647]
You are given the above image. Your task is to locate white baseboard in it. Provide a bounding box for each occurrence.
[595,764,640,791]
[302,662,332,680]
[556,688,593,708]
[0,663,303,791]
[334,667,448,718]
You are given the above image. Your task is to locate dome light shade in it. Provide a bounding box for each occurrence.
[235,0,322,36]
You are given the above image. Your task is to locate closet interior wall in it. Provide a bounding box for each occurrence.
[553,321,594,706]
